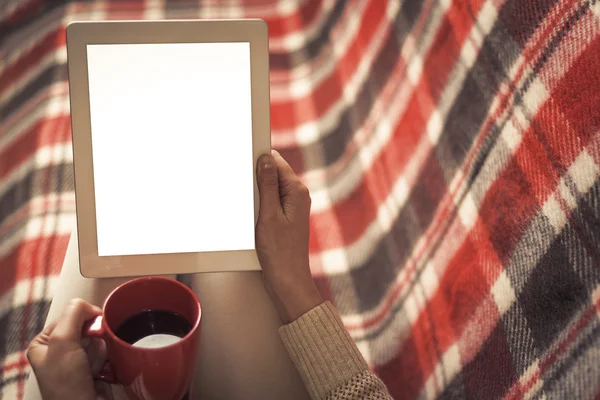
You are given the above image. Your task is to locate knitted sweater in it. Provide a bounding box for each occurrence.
[280,302,391,400]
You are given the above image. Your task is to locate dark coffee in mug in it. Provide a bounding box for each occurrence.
[115,310,192,348]
[83,277,201,400]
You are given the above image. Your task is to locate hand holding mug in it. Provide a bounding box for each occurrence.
[27,299,113,400]
[29,277,200,400]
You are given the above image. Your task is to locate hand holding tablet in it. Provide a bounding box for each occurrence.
[66,20,271,277]
[255,151,324,323]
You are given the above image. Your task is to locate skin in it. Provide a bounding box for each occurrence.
[255,150,324,323]
[27,299,114,400]
[27,150,324,399]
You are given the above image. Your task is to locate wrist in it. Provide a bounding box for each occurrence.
[274,281,324,323]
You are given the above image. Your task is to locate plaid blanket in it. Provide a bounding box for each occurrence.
[1,0,599,399]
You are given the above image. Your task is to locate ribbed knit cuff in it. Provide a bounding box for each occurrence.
[279,301,368,400]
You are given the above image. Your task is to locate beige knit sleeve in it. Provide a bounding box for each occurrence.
[279,301,392,400]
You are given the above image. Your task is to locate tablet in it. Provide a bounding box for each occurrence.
[66,20,270,278]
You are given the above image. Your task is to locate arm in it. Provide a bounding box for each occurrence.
[280,302,391,400]
[255,151,392,400]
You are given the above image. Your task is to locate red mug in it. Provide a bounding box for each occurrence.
[82,277,201,400]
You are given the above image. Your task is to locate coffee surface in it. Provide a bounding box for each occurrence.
[115,310,192,346]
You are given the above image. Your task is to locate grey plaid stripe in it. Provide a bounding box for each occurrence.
[0,301,50,358]
[281,0,429,174]
[543,319,600,400]
[0,64,67,122]
[331,0,540,316]
[0,163,74,229]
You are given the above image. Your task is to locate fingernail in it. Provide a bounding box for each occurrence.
[259,154,273,170]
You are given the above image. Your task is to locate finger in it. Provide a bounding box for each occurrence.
[42,319,59,336]
[95,381,115,400]
[271,151,311,217]
[52,299,101,342]
[81,337,91,349]
[271,150,300,186]
[257,153,282,218]
[87,338,108,375]
[26,319,59,366]
[26,337,46,367]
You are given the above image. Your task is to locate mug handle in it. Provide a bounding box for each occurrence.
[82,315,117,384]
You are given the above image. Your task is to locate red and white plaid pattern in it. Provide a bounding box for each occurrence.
[1,1,600,399]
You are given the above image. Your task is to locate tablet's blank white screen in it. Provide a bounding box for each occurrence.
[86,43,255,257]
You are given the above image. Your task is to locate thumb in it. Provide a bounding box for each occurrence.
[257,154,281,218]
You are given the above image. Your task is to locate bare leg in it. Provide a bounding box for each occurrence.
[23,225,175,400]
[188,273,309,400]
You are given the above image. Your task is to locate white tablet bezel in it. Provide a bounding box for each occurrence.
[66,20,270,278]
